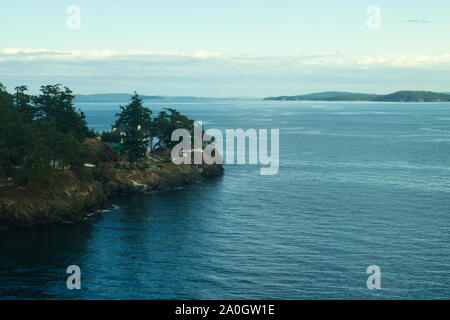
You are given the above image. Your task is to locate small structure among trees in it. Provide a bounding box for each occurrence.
[101,93,197,167]
[95,143,126,163]
[0,83,200,191]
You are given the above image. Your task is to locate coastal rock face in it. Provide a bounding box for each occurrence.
[0,163,223,230]
[0,181,105,230]
[101,162,223,195]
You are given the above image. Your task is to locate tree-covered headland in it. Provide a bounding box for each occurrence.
[101,93,197,165]
[0,84,198,192]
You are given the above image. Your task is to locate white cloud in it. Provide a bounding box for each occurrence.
[2,48,450,96]
[0,48,228,61]
[1,48,450,70]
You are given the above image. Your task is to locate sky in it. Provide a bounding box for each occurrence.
[1,0,450,97]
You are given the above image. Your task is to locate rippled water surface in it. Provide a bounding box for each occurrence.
[1,99,449,299]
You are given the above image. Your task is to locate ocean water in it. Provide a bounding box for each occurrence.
[1,99,449,299]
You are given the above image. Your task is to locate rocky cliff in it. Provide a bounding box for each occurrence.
[0,162,223,230]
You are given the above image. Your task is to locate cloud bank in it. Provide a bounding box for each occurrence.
[1,48,450,96]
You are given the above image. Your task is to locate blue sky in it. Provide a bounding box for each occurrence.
[1,0,450,96]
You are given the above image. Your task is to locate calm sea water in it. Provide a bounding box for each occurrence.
[1,99,449,299]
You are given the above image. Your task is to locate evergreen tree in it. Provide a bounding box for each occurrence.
[33,84,91,141]
[114,93,153,166]
[0,84,89,189]
[13,85,36,122]
[153,108,194,149]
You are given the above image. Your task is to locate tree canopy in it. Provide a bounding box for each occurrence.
[0,84,198,188]
[0,84,90,188]
[102,94,196,166]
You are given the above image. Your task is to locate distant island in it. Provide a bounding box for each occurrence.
[74,94,218,103]
[264,91,450,102]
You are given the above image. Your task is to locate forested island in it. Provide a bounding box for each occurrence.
[264,91,450,102]
[0,84,223,230]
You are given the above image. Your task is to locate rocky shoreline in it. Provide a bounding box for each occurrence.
[0,163,223,230]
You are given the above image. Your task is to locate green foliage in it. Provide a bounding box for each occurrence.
[121,126,148,166]
[0,83,196,188]
[153,108,195,149]
[114,93,153,166]
[115,93,153,131]
[101,130,122,143]
[0,83,91,191]
[106,93,195,166]
[33,84,91,141]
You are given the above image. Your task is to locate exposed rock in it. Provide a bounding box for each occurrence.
[0,181,106,229]
[0,162,223,230]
